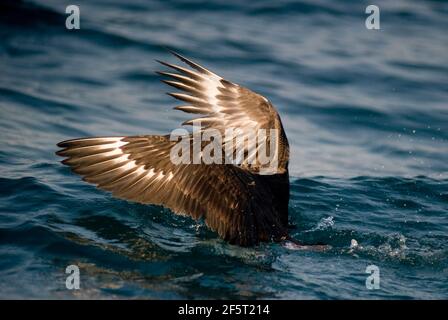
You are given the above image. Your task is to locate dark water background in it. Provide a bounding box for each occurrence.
[0,0,447,299]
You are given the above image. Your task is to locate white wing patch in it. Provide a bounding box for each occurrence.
[57,137,173,191]
[202,73,224,113]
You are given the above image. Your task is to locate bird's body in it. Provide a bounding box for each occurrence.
[57,51,291,246]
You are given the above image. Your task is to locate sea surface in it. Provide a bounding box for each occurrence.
[0,0,447,299]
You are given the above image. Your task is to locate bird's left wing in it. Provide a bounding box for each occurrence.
[56,135,288,245]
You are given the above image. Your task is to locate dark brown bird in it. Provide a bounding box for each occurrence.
[56,51,291,247]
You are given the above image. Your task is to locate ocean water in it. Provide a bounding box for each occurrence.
[0,0,447,299]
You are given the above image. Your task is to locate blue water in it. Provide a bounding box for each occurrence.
[0,0,447,299]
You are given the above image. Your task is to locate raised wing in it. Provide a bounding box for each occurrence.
[56,136,288,246]
[157,51,289,174]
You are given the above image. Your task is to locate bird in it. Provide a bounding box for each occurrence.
[56,51,292,247]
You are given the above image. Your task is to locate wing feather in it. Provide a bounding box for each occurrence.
[57,135,288,246]
[157,51,289,174]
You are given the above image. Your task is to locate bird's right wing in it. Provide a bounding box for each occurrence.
[56,135,288,246]
[157,51,288,174]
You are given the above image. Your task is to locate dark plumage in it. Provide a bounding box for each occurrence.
[56,51,290,246]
